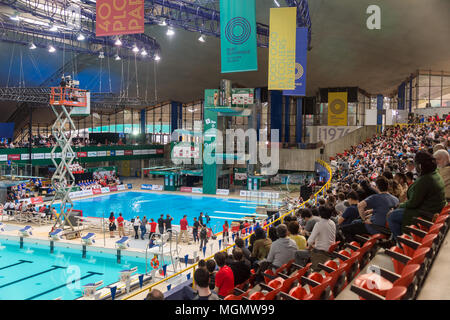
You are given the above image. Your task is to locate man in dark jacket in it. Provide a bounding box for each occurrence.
[388,151,446,239]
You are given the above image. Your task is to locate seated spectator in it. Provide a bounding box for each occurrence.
[337,191,359,226]
[214,251,234,298]
[287,221,307,250]
[251,227,272,262]
[192,268,219,300]
[300,208,320,237]
[295,206,336,270]
[229,247,251,286]
[234,238,251,262]
[206,259,217,291]
[145,289,164,300]
[388,151,446,240]
[341,176,399,242]
[434,149,450,201]
[266,224,297,270]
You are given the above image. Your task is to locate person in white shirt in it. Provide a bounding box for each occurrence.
[133,216,141,239]
[295,206,336,270]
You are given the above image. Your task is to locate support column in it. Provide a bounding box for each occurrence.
[140,109,146,135]
[377,94,384,132]
[270,91,283,135]
[409,78,413,113]
[284,97,290,144]
[296,98,303,144]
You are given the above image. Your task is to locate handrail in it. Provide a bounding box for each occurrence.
[122,160,333,300]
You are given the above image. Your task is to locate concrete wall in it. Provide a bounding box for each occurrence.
[278,126,378,171]
[322,126,378,160]
[279,148,320,171]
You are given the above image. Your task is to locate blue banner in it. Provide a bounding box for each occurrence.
[220,0,258,73]
[283,27,308,96]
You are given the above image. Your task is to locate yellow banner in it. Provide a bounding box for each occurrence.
[268,7,297,90]
[328,92,348,126]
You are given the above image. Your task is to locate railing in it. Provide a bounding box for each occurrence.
[122,159,333,300]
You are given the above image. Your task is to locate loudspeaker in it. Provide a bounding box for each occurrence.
[304,97,315,114]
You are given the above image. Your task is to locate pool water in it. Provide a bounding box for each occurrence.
[73,191,272,229]
[0,238,147,300]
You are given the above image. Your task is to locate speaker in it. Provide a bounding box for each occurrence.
[304,97,315,115]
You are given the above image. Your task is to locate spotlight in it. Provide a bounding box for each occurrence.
[114,38,122,46]
[49,24,58,32]
[274,0,280,7]
[10,13,20,21]
[77,33,85,41]
[166,27,175,36]
[29,42,37,50]
[159,19,167,26]
[141,49,148,56]
[132,45,139,53]
[198,34,206,43]
[48,45,56,53]
[154,54,161,61]
[115,54,121,61]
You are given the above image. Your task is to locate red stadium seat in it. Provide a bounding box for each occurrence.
[351,285,408,300]
[224,294,242,300]
[318,259,348,295]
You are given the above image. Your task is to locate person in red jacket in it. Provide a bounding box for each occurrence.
[149,218,157,239]
[117,213,125,237]
[214,251,234,298]
[179,215,191,244]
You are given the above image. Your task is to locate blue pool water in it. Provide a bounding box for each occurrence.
[73,191,268,229]
[0,238,147,300]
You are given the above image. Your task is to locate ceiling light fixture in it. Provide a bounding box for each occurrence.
[77,33,85,41]
[132,45,139,53]
[115,54,121,61]
[154,54,161,61]
[274,0,280,7]
[141,49,148,56]
[49,24,58,32]
[29,42,37,50]
[10,13,20,21]
[198,34,206,42]
[48,45,56,53]
[114,38,122,46]
[159,19,167,26]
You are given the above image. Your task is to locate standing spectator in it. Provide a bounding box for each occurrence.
[165,214,173,241]
[133,216,141,239]
[157,214,165,234]
[117,213,125,237]
[198,212,205,227]
[214,251,234,298]
[140,216,148,240]
[192,217,200,244]
[222,220,229,245]
[192,268,219,300]
[149,218,157,239]
[179,215,191,244]
[199,225,208,250]
[266,224,298,271]
[108,212,116,238]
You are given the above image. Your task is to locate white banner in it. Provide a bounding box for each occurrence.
[116,150,124,156]
[21,154,30,160]
[216,189,230,196]
[239,190,279,199]
[32,153,45,160]
[133,149,143,155]
[141,184,152,190]
[101,187,110,194]
[45,153,52,159]
[81,189,93,197]
[152,185,164,191]
[0,155,7,161]
[192,188,203,194]
[97,151,107,157]
[88,151,97,157]
[117,184,126,191]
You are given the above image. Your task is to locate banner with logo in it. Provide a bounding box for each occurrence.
[216,189,230,196]
[180,187,192,193]
[101,187,110,194]
[220,0,257,73]
[93,188,102,195]
[117,184,126,191]
[96,0,144,36]
[283,27,308,96]
[268,7,297,90]
[328,92,348,126]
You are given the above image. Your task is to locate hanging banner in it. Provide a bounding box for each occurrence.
[96,0,144,36]
[283,27,308,96]
[328,92,348,126]
[220,0,258,73]
[268,7,297,90]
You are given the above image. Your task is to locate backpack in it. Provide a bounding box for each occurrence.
[200,228,207,238]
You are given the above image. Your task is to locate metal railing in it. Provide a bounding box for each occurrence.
[122,160,333,300]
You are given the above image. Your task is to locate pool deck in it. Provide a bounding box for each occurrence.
[0,178,296,300]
